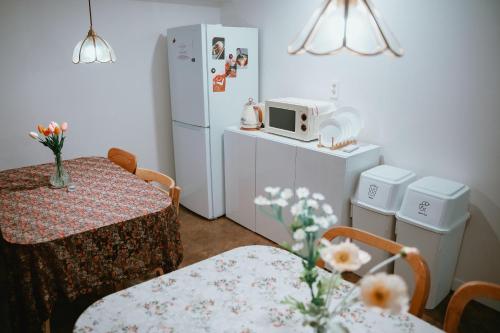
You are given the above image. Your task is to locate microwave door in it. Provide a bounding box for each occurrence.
[269,107,296,132]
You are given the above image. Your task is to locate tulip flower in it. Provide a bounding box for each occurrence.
[29,121,68,156]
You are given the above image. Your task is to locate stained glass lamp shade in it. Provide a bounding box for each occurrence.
[72,0,116,64]
[288,0,404,57]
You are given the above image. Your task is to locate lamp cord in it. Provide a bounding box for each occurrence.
[88,0,93,30]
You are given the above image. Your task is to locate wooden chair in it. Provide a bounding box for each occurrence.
[107,147,137,174]
[136,167,181,277]
[135,167,181,214]
[317,226,430,318]
[443,281,500,333]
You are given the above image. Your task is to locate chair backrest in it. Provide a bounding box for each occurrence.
[317,226,430,318]
[107,147,137,174]
[170,186,181,215]
[443,281,500,333]
[135,168,180,214]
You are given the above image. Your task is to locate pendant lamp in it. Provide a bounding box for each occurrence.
[288,0,403,57]
[72,0,116,64]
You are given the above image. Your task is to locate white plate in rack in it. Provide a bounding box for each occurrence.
[319,118,342,147]
[337,114,353,143]
[335,106,363,138]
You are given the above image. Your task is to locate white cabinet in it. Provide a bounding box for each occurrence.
[256,137,296,244]
[295,146,381,227]
[224,131,256,231]
[224,127,381,244]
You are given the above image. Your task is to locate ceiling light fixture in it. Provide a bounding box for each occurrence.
[72,0,116,64]
[288,0,403,57]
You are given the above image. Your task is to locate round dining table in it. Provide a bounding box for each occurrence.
[0,157,183,332]
[74,245,443,333]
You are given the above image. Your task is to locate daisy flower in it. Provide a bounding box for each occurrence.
[306,199,319,209]
[254,196,271,206]
[293,229,306,241]
[264,186,281,196]
[319,239,371,272]
[312,193,325,201]
[322,203,333,215]
[305,225,319,233]
[272,198,289,207]
[280,188,293,200]
[296,187,310,199]
[290,202,304,216]
[360,272,409,314]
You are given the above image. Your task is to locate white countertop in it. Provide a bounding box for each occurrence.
[225,125,380,159]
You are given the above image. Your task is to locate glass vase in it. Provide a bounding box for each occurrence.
[50,153,71,188]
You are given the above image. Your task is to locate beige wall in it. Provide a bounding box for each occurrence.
[221,0,500,308]
[0,0,220,177]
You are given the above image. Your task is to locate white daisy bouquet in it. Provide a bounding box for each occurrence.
[255,187,417,333]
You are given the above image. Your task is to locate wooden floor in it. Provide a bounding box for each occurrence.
[49,207,499,333]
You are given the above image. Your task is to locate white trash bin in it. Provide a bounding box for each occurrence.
[394,176,470,309]
[351,165,416,275]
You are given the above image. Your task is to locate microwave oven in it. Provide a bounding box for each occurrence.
[264,98,334,141]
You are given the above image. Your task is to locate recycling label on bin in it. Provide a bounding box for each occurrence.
[358,179,389,209]
[402,194,445,227]
[368,185,379,199]
[418,201,431,216]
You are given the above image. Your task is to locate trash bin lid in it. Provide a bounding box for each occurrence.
[364,165,416,184]
[410,176,467,199]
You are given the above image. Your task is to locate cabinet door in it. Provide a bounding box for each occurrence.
[295,147,348,226]
[224,131,256,231]
[255,138,296,244]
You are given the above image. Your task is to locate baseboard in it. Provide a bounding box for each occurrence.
[452,278,500,312]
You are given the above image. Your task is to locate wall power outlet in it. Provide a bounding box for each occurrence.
[331,80,339,100]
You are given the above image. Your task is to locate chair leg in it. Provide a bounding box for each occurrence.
[42,319,50,333]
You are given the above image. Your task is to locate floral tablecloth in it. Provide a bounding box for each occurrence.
[0,157,183,332]
[74,245,442,333]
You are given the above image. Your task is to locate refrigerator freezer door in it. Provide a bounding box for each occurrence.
[172,121,214,219]
[167,25,209,127]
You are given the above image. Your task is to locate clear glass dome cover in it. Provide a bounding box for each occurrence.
[288,0,404,57]
[72,29,116,64]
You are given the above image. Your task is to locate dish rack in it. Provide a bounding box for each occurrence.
[317,135,357,150]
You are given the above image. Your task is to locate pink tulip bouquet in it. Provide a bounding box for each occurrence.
[255,187,417,333]
[29,121,71,188]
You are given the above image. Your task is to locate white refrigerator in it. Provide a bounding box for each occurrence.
[167,24,258,219]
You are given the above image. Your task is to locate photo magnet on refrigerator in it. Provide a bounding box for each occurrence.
[236,48,248,68]
[225,54,237,78]
[212,73,226,92]
[212,37,225,60]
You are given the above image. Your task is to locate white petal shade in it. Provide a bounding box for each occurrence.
[72,30,116,64]
[288,0,403,57]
